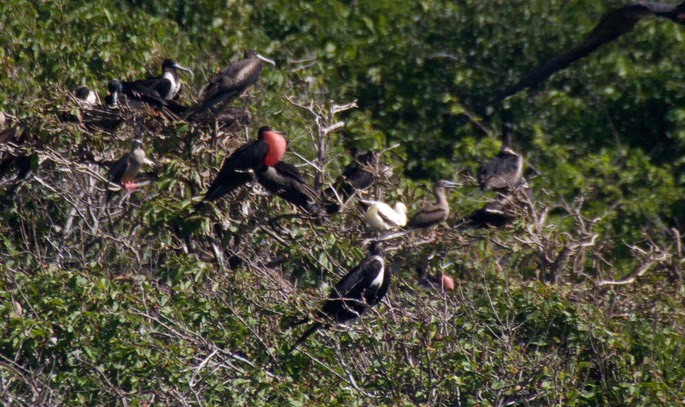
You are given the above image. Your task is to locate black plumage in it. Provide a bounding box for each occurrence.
[187,50,275,121]
[106,140,146,202]
[325,150,379,214]
[200,126,286,204]
[290,242,390,353]
[477,123,523,192]
[406,180,459,229]
[132,59,193,101]
[495,2,685,102]
[255,161,320,213]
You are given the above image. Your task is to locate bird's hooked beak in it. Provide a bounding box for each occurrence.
[256,53,276,66]
[442,180,460,188]
[173,63,194,79]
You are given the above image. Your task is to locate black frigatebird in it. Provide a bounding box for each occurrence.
[477,123,523,192]
[456,184,532,230]
[255,161,320,213]
[325,150,380,214]
[289,241,390,353]
[406,180,459,229]
[199,126,287,204]
[495,2,685,102]
[106,139,146,202]
[186,50,275,121]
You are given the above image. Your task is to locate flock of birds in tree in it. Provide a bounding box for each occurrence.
[62,2,685,350]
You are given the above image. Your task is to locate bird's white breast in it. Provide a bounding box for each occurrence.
[163,71,180,99]
[369,256,385,289]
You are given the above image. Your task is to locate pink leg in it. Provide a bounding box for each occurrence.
[122,181,137,191]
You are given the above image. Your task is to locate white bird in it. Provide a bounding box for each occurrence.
[363,200,408,231]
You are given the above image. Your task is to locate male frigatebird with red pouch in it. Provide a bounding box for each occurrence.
[199,126,287,205]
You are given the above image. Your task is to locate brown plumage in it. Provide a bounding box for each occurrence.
[406,180,459,229]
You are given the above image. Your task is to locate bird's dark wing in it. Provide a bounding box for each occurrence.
[273,161,307,184]
[201,141,267,202]
[108,153,131,184]
[407,205,446,228]
[478,152,521,191]
[122,81,168,107]
[140,77,173,100]
[494,3,651,102]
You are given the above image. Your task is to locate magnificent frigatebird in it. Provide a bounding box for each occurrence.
[255,161,320,213]
[134,59,193,101]
[363,200,408,231]
[455,184,532,230]
[325,150,380,214]
[495,2,685,102]
[416,266,455,291]
[477,123,523,192]
[289,241,390,353]
[74,85,97,106]
[199,126,287,204]
[106,139,146,202]
[406,180,459,229]
[186,50,275,120]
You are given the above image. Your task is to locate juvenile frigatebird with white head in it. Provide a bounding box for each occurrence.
[187,50,275,120]
[74,85,97,106]
[406,180,459,229]
[199,126,287,204]
[363,200,408,231]
[289,241,390,353]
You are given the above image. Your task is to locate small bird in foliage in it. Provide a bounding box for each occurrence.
[477,123,524,193]
[325,150,381,214]
[73,85,97,106]
[362,200,408,231]
[186,50,275,121]
[494,2,685,102]
[289,241,390,353]
[106,139,146,202]
[255,161,320,213]
[416,266,455,292]
[406,180,459,229]
[199,126,287,205]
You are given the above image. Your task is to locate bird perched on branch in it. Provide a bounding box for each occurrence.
[477,123,523,193]
[134,58,193,101]
[289,241,390,353]
[363,200,408,231]
[73,85,97,107]
[494,2,685,102]
[186,50,275,121]
[325,150,381,214]
[406,180,459,229]
[198,126,287,205]
[255,161,320,213]
[106,139,146,202]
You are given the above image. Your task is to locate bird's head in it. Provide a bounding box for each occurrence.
[107,79,122,94]
[162,59,194,78]
[131,139,144,151]
[245,49,276,66]
[368,241,384,256]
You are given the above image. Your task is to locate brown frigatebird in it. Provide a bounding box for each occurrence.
[199,126,287,204]
[494,2,685,102]
[186,50,275,121]
[477,123,524,192]
[406,180,459,229]
[289,241,390,353]
[106,139,146,202]
[255,161,320,213]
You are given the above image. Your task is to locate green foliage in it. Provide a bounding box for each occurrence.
[1,0,685,405]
